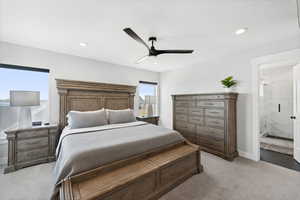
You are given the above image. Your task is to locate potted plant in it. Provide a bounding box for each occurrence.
[221,76,237,92]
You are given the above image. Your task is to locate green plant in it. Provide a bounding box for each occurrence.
[221,76,237,88]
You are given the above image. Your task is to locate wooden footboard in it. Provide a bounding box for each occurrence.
[59,142,203,200]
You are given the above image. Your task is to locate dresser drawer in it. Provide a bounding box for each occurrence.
[175,114,188,122]
[198,136,224,152]
[175,96,194,101]
[197,101,225,108]
[175,107,188,114]
[205,109,225,118]
[197,126,224,139]
[175,101,189,107]
[189,116,204,125]
[197,95,224,100]
[206,118,225,129]
[189,108,204,116]
[17,129,48,139]
[17,137,48,151]
[175,122,196,133]
[17,147,49,163]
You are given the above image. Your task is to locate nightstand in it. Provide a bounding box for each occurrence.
[136,116,159,125]
[4,124,59,173]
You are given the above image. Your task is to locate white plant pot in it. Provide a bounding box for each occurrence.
[224,87,233,93]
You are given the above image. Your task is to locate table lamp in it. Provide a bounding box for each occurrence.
[10,91,40,128]
[145,96,156,116]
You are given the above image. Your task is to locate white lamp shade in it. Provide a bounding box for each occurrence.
[10,91,40,107]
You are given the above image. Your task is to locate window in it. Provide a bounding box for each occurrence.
[138,81,158,117]
[0,64,49,139]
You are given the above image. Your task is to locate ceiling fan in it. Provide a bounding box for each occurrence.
[123,28,194,64]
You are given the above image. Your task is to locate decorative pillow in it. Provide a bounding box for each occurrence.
[67,109,108,129]
[107,109,136,124]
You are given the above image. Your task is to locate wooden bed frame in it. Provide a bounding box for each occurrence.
[56,79,203,200]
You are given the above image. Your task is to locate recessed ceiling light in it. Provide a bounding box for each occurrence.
[79,42,87,47]
[235,28,248,35]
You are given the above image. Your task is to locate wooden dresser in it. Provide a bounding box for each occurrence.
[172,93,238,160]
[4,125,59,173]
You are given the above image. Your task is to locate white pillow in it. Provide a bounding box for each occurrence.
[67,109,108,129]
[107,109,136,124]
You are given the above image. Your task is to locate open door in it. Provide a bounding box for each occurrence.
[293,64,300,163]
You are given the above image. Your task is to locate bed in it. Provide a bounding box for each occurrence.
[54,79,203,200]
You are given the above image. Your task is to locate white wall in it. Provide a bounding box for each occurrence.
[160,36,300,160]
[0,42,160,124]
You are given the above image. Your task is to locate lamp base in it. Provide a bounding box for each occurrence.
[18,107,32,129]
[147,104,154,116]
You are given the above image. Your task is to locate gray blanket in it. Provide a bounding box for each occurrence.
[53,121,184,188]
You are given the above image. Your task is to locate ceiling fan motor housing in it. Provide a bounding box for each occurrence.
[148,37,158,56]
[148,37,157,42]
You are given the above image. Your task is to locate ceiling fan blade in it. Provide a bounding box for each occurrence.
[156,49,194,55]
[135,55,149,64]
[123,28,150,50]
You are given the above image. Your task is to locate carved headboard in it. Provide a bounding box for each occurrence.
[56,79,136,129]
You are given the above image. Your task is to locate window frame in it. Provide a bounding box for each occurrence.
[0,63,50,123]
[138,81,159,117]
[0,63,49,73]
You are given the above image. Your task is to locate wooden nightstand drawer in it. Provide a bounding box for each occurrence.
[17,129,49,139]
[17,147,49,163]
[17,137,49,151]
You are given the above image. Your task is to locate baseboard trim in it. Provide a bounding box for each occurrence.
[238,150,257,161]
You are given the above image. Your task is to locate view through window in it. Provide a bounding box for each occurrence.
[0,65,49,139]
[138,81,158,117]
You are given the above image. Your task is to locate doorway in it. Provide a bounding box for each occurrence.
[259,64,300,171]
[252,49,300,171]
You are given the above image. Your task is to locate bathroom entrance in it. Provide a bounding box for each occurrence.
[258,63,300,171]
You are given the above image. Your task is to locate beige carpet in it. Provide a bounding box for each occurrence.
[1,152,300,200]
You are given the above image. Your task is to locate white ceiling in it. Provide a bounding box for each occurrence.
[0,0,299,72]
